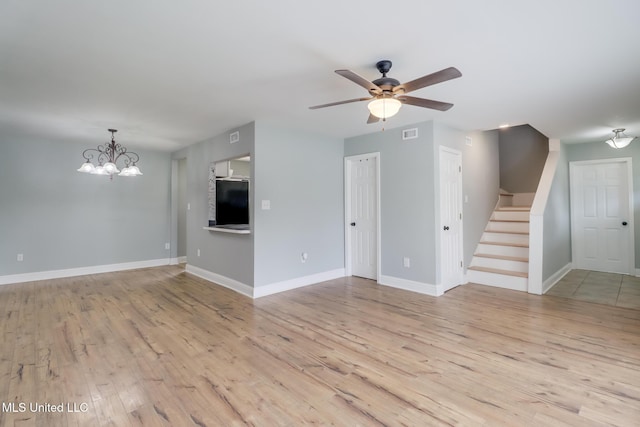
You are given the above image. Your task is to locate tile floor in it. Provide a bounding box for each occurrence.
[546,269,640,310]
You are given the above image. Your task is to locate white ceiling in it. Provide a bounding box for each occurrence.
[1,1,639,151]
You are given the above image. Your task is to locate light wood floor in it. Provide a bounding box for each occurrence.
[1,266,639,426]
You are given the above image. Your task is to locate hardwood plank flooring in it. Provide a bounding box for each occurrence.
[1,265,639,426]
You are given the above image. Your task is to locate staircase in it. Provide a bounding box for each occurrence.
[467,195,531,291]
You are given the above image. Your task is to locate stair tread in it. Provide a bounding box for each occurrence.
[489,219,530,223]
[475,253,529,262]
[479,241,529,248]
[484,230,529,235]
[497,206,531,211]
[468,266,528,278]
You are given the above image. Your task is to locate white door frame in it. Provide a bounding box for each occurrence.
[569,158,635,275]
[438,146,464,291]
[344,152,381,280]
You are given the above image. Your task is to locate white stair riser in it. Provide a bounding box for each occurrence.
[476,244,529,258]
[492,211,530,221]
[486,221,529,233]
[467,269,528,292]
[482,232,529,245]
[470,257,528,273]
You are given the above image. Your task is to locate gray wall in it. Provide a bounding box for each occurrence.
[499,124,548,193]
[0,134,172,276]
[173,122,255,286]
[565,140,640,269]
[345,121,437,284]
[253,122,344,287]
[542,143,572,280]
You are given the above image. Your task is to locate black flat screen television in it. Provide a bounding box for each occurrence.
[216,179,249,226]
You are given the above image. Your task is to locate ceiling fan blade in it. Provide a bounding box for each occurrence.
[367,114,380,124]
[394,67,462,94]
[399,96,454,111]
[335,69,383,95]
[309,97,372,110]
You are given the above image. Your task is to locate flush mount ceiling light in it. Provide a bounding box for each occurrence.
[605,128,636,149]
[367,96,402,120]
[77,129,143,178]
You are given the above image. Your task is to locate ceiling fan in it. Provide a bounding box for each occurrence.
[309,60,462,123]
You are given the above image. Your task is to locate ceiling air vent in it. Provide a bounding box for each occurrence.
[230,131,239,144]
[402,128,418,140]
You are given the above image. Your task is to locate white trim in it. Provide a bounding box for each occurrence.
[185,264,253,298]
[636,269,640,277]
[253,268,345,298]
[0,259,171,286]
[185,265,345,299]
[542,262,572,294]
[344,152,381,280]
[169,256,187,265]
[529,149,560,295]
[569,158,635,276]
[379,274,442,296]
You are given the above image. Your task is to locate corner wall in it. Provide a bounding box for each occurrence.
[499,124,548,193]
[174,122,255,288]
[434,124,500,276]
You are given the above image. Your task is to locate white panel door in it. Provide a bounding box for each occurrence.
[349,155,378,279]
[570,160,633,274]
[439,147,463,290]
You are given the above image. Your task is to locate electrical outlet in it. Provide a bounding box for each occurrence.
[301,252,308,263]
[165,243,170,250]
[403,257,410,268]
[197,249,201,257]
[261,200,271,210]
[187,203,191,211]
[17,253,24,262]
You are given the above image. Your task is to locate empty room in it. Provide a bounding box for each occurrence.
[1,1,639,426]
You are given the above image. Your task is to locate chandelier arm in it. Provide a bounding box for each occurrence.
[81,148,99,161]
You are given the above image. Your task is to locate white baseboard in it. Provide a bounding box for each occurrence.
[184,264,253,298]
[185,266,346,299]
[378,274,441,296]
[169,256,187,265]
[254,268,345,298]
[542,263,573,294]
[0,259,171,286]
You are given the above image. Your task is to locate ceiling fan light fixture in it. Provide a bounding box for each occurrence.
[605,128,636,149]
[368,97,402,119]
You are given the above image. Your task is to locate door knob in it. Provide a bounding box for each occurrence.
[350,222,356,226]
[622,221,628,226]
[443,226,450,231]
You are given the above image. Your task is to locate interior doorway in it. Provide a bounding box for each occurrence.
[439,146,464,291]
[345,153,380,280]
[570,158,634,275]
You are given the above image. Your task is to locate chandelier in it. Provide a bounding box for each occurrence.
[77,129,143,177]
